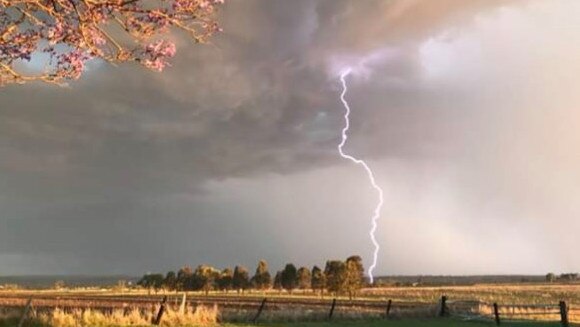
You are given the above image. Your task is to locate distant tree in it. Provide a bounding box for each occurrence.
[324,260,346,296]
[546,273,556,283]
[297,267,311,293]
[217,268,234,293]
[0,0,225,86]
[344,255,365,300]
[232,265,250,294]
[137,273,164,294]
[177,266,193,292]
[281,264,298,294]
[164,271,177,292]
[193,265,220,295]
[137,274,152,294]
[560,273,579,282]
[311,266,326,296]
[273,271,283,294]
[252,260,272,290]
[152,274,165,294]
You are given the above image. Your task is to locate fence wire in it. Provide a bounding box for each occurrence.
[0,294,578,325]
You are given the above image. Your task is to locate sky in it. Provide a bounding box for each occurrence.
[1,0,580,276]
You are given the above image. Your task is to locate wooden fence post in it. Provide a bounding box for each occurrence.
[179,293,186,314]
[251,298,267,323]
[493,302,500,326]
[439,296,448,317]
[328,298,337,320]
[153,296,168,325]
[17,298,33,327]
[559,301,569,327]
[385,299,392,319]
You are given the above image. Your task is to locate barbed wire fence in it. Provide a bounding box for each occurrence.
[5,294,579,326]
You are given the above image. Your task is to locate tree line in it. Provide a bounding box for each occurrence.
[137,255,365,299]
[545,272,579,282]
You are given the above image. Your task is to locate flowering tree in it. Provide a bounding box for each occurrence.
[0,0,224,85]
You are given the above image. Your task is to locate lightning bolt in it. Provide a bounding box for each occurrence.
[337,69,384,284]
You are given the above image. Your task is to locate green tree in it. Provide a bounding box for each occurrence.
[152,274,165,294]
[297,267,311,293]
[177,266,193,292]
[217,268,234,293]
[252,260,272,290]
[164,271,177,292]
[273,271,283,294]
[344,255,365,300]
[281,263,298,294]
[232,265,250,294]
[546,273,556,283]
[324,260,346,296]
[311,266,326,296]
[137,274,150,294]
[137,273,164,295]
[193,265,220,295]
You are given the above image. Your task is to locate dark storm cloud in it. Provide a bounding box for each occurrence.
[2,0,579,275]
[1,0,514,184]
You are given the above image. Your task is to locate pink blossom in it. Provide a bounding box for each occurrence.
[143,40,176,72]
[143,58,167,72]
[0,0,225,85]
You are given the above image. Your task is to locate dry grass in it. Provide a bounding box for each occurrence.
[1,283,578,305]
[360,284,580,323]
[360,284,580,305]
[219,306,381,323]
[0,304,218,327]
[219,304,440,323]
[1,283,579,325]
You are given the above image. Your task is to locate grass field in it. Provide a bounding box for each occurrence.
[361,284,580,305]
[3,283,579,304]
[0,318,569,327]
[0,283,578,326]
[228,320,567,327]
